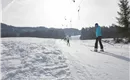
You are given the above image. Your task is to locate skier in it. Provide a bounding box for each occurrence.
[94,23,104,52]
[66,35,70,46]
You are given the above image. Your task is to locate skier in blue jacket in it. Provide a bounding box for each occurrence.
[94,23,104,52]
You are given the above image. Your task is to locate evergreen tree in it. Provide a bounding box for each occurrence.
[116,0,130,42]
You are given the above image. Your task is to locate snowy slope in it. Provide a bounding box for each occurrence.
[58,39,130,80]
[1,37,130,80]
[1,38,73,80]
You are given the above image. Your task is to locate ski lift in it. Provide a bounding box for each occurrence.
[77,0,84,20]
[70,20,72,27]
[78,6,80,19]
[78,6,80,12]
[64,16,67,20]
[72,0,75,2]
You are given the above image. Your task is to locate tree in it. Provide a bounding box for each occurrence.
[80,26,118,40]
[80,28,85,39]
[116,0,130,42]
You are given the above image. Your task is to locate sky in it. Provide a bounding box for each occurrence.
[1,0,129,29]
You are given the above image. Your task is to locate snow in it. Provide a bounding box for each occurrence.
[1,38,73,80]
[1,37,130,80]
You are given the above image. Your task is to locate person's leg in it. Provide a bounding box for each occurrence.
[99,36,103,50]
[68,40,70,46]
[94,37,98,49]
[67,40,69,46]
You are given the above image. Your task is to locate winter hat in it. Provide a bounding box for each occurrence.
[95,23,98,26]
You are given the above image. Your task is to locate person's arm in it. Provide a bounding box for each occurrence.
[96,27,101,37]
[98,27,102,36]
[96,28,98,37]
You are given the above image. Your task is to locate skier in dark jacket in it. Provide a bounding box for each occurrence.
[94,23,104,52]
[66,35,70,46]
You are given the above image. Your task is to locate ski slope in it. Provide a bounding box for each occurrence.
[1,37,130,80]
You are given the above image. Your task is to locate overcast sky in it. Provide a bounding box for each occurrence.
[1,0,130,29]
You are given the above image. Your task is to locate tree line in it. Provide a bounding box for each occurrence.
[1,23,81,39]
[80,26,118,40]
[1,23,65,39]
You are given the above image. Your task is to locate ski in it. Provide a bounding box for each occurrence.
[90,50,105,53]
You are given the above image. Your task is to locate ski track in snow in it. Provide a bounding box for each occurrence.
[1,37,130,80]
[1,38,73,80]
[58,39,130,80]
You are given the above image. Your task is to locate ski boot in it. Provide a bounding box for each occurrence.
[94,48,98,52]
[100,49,104,52]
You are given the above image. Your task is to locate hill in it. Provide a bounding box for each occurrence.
[1,23,81,38]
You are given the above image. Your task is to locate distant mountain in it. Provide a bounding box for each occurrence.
[1,23,65,39]
[1,23,81,38]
